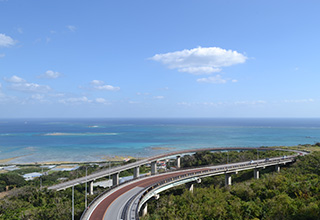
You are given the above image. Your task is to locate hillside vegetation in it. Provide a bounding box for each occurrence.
[0,160,148,219]
[143,149,320,220]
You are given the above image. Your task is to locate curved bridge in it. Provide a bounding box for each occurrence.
[78,148,307,220]
[48,147,287,191]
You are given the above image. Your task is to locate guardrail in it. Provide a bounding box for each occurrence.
[80,173,147,220]
[50,147,281,191]
[80,148,307,220]
[80,166,200,219]
[126,156,297,220]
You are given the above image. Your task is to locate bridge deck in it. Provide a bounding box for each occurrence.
[48,147,276,191]
[82,155,298,220]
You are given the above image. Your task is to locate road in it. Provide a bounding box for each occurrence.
[83,154,300,220]
[83,168,209,220]
[48,147,274,191]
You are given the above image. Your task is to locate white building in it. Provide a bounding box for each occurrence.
[23,172,43,181]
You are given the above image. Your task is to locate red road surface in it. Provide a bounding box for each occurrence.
[89,169,207,220]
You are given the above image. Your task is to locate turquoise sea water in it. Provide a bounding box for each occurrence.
[0,118,319,164]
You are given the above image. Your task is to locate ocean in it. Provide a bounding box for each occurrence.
[0,118,319,164]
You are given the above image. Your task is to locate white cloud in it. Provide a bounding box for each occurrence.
[67,25,77,32]
[95,85,120,91]
[0,54,5,58]
[197,75,227,84]
[197,75,237,84]
[284,99,314,103]
[177,101,219,107]
[0,34,16,47]
[50,93,65,98]
[177,100,266,107]
[38,70,61,79]
[177,102,192,106]
[31,94,45,100]
[136,92,150,96]
[153,96,164,99]
[0,83,14,102]
[4,75,26,83]
[95,98,109,104]
[59,96,92,104]
[4,75,51,93]
[150,47,247,75]
[9,82,51,93]
[91,80,104,85]
[234,100,267,105]
[179,67,221,74]
[90,80,120,91]
[129,101,140,104]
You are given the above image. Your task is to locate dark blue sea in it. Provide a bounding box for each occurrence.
[0,118,319,164]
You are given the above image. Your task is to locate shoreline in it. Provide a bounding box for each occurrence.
[0,155,139,166]
[0,154,33,164]
[0,146,177,166]
[0,144,314,166]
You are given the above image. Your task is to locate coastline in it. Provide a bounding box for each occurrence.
[0,144,314,166]
[1,118,320,166]
[0,155,32,164]
[0,155,139,166]
[0,145,176,165]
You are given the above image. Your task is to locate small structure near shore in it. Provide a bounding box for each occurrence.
[51,164,79,171]
[23,172,43,181]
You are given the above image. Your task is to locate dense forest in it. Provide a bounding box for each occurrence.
[142,149,320,220]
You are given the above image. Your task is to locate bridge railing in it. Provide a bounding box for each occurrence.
[51,148,303,191]
[79,163,201,219]
[129,156,297,219]
[81,152,301,219]
[80,163,214,219]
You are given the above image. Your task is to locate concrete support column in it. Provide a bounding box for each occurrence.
[176,156,181,169]
[225,173,232,186]
[112,173,119,186]
[89,181,94,195]
[254,168,259,179]
[133,166,140,179]
[189,183,194,193]
[275,165,280,172]
[151,161,157,175]
[142,203,148,217]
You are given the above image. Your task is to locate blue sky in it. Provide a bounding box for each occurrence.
[0,0,319,118]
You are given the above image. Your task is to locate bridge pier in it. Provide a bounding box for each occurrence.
[112,173,119,186]
[254,168,259,179]
[142,203,148,217]
[275,165,280,172]
[133,166,140,179]
[89,181,94,195]
[225,173,232,186]
[189,183,194,193]
[151,161,157,175]
[176,156,181,169]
